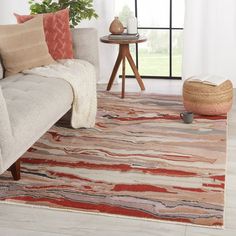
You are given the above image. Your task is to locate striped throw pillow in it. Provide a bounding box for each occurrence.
[0,16,54,76]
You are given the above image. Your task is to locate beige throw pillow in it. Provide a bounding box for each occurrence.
[0,16,54,76]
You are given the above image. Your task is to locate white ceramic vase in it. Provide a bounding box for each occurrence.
[127,12,138,34]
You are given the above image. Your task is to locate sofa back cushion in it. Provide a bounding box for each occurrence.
[0,16,54,76]
[14,9,74,60]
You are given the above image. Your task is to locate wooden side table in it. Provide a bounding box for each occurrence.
[100,36,147,98]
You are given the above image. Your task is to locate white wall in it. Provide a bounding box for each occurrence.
[0,0,29,24]
[79,0,117,84]
[0,0,117,84]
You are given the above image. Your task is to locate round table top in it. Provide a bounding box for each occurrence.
[100,35,147,45]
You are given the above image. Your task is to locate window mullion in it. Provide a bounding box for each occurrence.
[169,0,173,78]
[135,0,139,69]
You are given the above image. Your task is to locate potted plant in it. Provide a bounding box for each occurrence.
[28,0,98,28]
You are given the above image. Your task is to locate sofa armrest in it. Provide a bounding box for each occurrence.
[71,28,100,81]
[0,85,13,173]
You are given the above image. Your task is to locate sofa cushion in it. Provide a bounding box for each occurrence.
[0,73,73,169]
[1,73,73,137]
[0,16,54,76]
[14,9,74,60]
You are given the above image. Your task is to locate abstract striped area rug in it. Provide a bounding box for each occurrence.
[0,92,227,227]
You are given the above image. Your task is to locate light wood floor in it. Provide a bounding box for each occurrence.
[0,79,235,236]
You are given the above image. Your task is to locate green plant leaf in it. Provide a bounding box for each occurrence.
[28,0,98,27]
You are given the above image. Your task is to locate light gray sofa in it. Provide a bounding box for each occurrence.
[0,28,99,180]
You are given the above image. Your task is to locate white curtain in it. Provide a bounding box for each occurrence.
[79,0,117,84]
[182,0,236,87]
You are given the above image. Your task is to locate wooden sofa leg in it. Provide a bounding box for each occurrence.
[8,160,21,181]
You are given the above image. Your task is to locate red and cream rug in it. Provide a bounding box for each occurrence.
[0,92,227,227]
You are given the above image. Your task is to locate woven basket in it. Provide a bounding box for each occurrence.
[183,80,233,115]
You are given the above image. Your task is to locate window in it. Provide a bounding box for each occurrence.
[115,0,185,79]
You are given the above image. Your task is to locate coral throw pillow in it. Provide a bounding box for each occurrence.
[14,9,74,60]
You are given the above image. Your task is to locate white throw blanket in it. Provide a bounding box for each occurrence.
[23,59,97,129]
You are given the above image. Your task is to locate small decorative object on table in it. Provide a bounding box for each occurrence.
[180,111,193,124]
[183,75,233,115]
[109,17,124,35]
[108,33,139,40]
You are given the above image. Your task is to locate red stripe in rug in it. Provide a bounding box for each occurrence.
[203,183,225,189]
[112,184,172,193]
